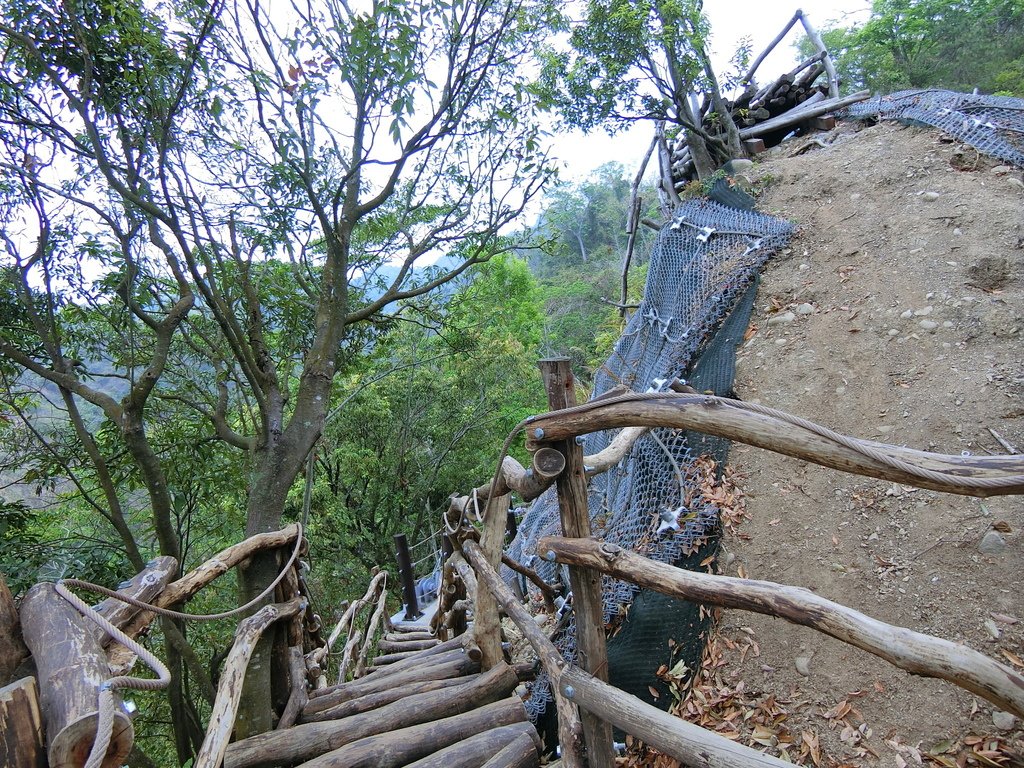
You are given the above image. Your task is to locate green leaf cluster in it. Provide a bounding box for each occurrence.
[803,0,1024,96]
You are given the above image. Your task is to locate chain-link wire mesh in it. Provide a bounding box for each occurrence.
[504,199,794,724]
[844,89,1024,168]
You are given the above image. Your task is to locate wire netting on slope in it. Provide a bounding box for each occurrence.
[844,89,1024,168]
[503,199,794,727]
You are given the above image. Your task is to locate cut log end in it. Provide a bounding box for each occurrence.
[51,710,134,768]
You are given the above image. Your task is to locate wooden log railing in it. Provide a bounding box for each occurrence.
[460,539,791,768]
[539,536,1024,720]
[441,364,1024,767]
[524,391,1024,496]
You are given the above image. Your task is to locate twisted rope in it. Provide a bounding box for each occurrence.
[54,525,304,768]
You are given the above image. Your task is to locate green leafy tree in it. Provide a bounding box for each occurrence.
[535,0,743,179]
[1,0,554,755]
[303,256,545,604]
[804,0,1024,95]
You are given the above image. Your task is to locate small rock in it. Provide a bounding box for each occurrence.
[850,192,861,202]
[990,165,1014,175]
[775,338,788,346]
[984,618,1001,640]
[920,191,941,202]
[992,711,1016,732]
[794,656,812,676]
[979,530,1007,555]
[768,311,796,325]
[953,227,963,236]
[919,319,938,331]
[723,158,754,175]
[798,263,810,271]
[900,309,914,320]
[796,303,815,315]
[1008,177,1024,190]
[888,328,899,336]
[914,306,933,316]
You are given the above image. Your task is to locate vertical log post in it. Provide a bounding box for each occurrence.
[0,677,45,768]
[537,358,615,768]
[0,573,28,685]
[474,491,510,670]
[506,509,518,541]
[394,535,421,621]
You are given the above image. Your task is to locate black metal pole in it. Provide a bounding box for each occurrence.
[506,508,518,540]
[394,533,420,621]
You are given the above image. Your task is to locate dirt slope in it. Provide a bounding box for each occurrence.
[717,119,1024,765]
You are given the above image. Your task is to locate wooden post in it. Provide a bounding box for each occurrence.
[0,573,28,685]
[0,677,45,768]
[394,534,421,621]
[474,490,510,670]
[537,358,615,768]
[20,583,134,768]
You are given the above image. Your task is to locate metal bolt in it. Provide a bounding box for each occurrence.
[574,435,585,445]
[543,550,556,561]
[533,427,545,439]
[563,685,575,699]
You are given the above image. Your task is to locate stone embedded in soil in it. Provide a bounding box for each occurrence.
[992,710,1016,732]
[794,656,812,676]
[979,530,1007,555]
[796,303,815,315]
[919,320,938,331]
[900,309,914,320]
[768,311,796,325]
[920,191,941,201]
[990,165,1014,175]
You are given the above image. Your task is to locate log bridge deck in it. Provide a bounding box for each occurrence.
[221,629,543,768]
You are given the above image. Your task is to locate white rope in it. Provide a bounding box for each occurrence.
[54,525,304,768]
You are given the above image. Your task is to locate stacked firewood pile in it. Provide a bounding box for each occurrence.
[666,10,871,188]
[729,52,831,128]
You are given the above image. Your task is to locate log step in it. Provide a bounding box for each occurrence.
[291,696,529,768]
[226,665,521,768]
[403,722,541,768]
[383,631,435,642]
[377,638,439,654]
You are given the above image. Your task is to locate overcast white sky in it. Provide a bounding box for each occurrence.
[548,1,873,180]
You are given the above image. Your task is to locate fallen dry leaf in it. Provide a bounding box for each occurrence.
[999,649,1023,668]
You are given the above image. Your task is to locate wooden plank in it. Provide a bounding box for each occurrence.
[806,115,836,131]
[401,722,540,768]
[0,677,45,768]
[540,536,1024,720]
[536,358,614,768]
[225,667,520,768]
[742,138,766,155]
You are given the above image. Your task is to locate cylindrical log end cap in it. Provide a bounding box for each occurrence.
[531,447,565,480]
[50,710,134,768]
